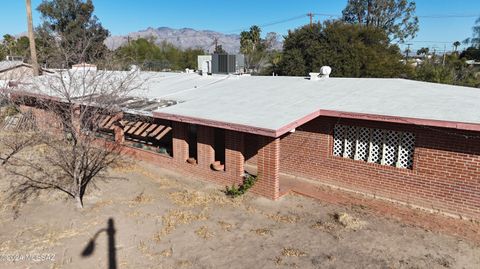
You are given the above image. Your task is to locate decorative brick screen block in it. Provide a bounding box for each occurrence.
[172,122,189,163]
[252,136,280,200]
[280,117,480,219]
[333,124,415,169]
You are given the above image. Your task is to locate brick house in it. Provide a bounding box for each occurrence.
[6,71,480,219]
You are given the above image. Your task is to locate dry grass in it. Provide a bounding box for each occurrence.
[160,247,173,257]
[113,164,181,189]
[2,226,84,253]
[176,260,193,268]
[281,247,308,257]
[252,228,273,236]
[154,209,209,242]
[311,220,337,231]
[169,190,239,208]
[91,199,114,211]
[333,212,367,230]
[217,220,233,232]
[132,191,153,204]
[266,213,300,224]
[195,226,214,239]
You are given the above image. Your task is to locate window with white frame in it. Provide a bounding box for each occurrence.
[333,124,415,169]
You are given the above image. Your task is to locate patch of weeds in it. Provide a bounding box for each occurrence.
[274,256,283,265]
[311,220,336,231]
[217,221,233,232]
[332,212,366,230]
[160,247,173,257]
[169,190,236,208]
[267,212,300,224]
[176,260,193,268]
[154,209,209,242]
[281,247,307,257]
[252,228,273,236]
[225,174,257,198]
[195,226,214,239]
[133,191,152,204]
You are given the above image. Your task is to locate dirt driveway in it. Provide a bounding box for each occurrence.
[0,162,479,269]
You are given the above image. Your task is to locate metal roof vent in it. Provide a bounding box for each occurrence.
[309,72,320,81]
[320,66,331,78]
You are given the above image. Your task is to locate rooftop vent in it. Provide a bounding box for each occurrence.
[310,66,332,80]
[320,66,331,78]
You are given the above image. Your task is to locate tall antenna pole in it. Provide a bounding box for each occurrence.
[26,0,39,76]
[307,12,314,28]
[442,44,447,66]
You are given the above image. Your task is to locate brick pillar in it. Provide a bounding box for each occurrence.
[112,112,124,144]
[252,136,280,200]
[172,122,189,163]
[197,125,215,168]
[225,130,245,185]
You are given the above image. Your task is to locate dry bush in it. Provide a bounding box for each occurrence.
[217,221,233,232]
[251,228,273,236]
[333,212,367,230]
[160,247,173,257]
[169,190,239,209]
[266,212,300,224]
[132,191,153,204]
[281,247,308,257]
[195,226,214,240]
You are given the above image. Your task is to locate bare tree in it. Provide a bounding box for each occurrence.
[1,63,146,208]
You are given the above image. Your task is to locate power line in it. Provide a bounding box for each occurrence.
[417,14,479,18]
[226,14,307,33]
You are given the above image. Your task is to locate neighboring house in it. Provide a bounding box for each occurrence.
[10,70,480,220]
[0,60,52,80]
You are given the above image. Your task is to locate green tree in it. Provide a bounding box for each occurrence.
[466,17,480,48]
[36,0,109,67]
[0,35,31,60]
[417,47,429,57]
[415,53,479,87]
[277,21,409,77]
[240,25,274,73]
[213,44,226,54]
[181,48,205,70]
[0,44,5,61]
[114,38,204,71]
[342,0,419,42]
[460,47,480,60]
[114,38,163,70]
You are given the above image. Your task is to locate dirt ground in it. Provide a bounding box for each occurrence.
[0,161,479,269]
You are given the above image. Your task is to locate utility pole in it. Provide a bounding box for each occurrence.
[25,0,39,76]
[307,12,314,28]
[442,44,447,66]
[405,43,412,61]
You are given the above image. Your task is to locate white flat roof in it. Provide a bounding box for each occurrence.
[140,73,480,136]
[11,71,480,137]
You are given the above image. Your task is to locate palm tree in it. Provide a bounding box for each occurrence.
[453,41,461,53]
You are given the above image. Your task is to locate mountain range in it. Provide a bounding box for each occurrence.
[105,27,283,53]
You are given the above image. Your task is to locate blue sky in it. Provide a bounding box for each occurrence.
[1,0,479,52]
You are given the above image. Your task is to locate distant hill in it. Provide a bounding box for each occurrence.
[105,27,282,53]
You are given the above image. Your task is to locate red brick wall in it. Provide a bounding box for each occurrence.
[123,123,248,189]
[251,136,280,200]
[20,103,283,198]
[280,116,480,219]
